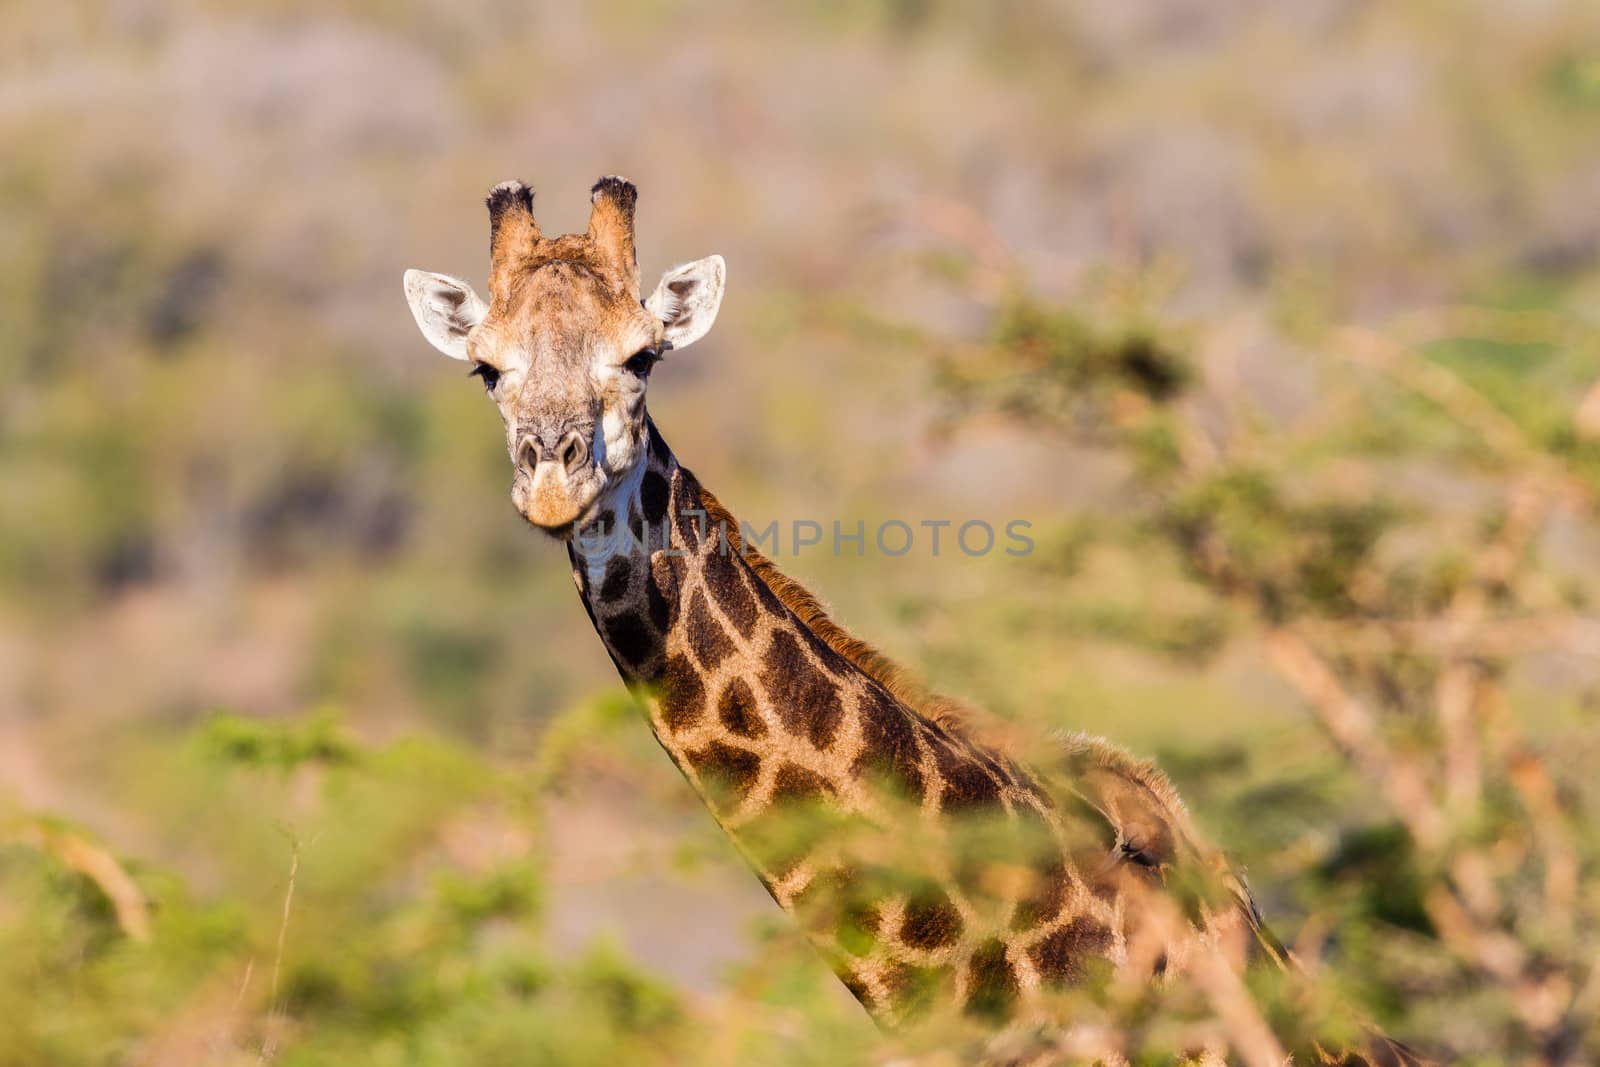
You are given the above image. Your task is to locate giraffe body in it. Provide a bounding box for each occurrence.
[401,177,1427,1063]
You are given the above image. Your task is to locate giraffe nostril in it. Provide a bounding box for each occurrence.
[519,430,589,477]
[518,436,541,474]
[558,431,588,474]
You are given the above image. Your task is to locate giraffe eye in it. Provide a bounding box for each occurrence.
[623,347,659,378]
[469,362,501,393]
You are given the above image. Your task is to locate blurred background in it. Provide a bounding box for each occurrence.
[3,2,1599,1064]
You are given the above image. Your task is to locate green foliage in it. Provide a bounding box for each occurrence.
[1315,822,1435,935]
[939,297,1193,429]
[929,268,1600,1060]
[1164,467,1402,622]
[992,298,1192,403]
[203,708,361,772]
[0,713,708,1067]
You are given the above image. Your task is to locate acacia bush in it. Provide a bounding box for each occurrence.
[932,280,1600,1063]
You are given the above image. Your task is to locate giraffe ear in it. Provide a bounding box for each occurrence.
[645,255,725,351]
[403,269,487,361]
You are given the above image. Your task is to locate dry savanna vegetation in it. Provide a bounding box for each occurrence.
[2,2,1599,1064]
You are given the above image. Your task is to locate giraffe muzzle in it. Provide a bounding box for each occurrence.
[513,428,602,534]
[518,429,590,477]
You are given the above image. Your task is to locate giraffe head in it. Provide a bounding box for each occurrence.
[403,176,725,536]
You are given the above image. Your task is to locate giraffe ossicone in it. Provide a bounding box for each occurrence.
[401,177,1421,1062]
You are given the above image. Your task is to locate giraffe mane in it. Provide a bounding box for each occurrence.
[692,481,1195,845]
[692,477,1197,866]
[695,487,982,739]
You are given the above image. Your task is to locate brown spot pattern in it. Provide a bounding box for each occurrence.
[703,547,758,636]
[838,968,874,1011]
[640,469,670,523]
[964,939,1019,1020]
[685,741,762,813]
[771,762,831,805]
[933,740,1004,813]
[602,611,654,669]
[899,883,963,949]
[646,567,672,631]
[852,686,926,803]
[686,588,734,671]
[794,622,846,677]
[1029,918,1114,987]
[760,629,844,750]
[560,444,1166,1030]
[646,420,672,464]
[599,557,631,602]
[658,654,705,733]
[716,678,765,739]
[745,561,787,614]
[673,472,706,544]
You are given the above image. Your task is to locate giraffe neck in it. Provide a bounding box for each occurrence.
[564,421,1155,1026]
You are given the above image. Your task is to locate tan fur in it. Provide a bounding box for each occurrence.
[467,179,665,530]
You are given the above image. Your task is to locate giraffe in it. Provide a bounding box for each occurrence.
[402,177,1425,1063]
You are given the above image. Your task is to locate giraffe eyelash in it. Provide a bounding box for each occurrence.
[623,347,660,378]
[468,362,501,393]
